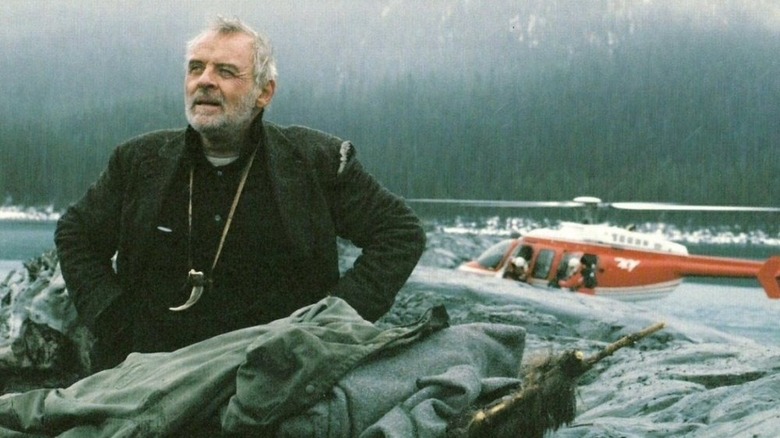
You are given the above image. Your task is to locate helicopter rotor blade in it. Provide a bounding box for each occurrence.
[405,198,585,208]
[610,202,780,212]
[405,197,780,212]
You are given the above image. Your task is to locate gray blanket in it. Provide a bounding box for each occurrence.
[277,323,525,437]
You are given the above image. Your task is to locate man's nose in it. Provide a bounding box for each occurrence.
[195,67,217,88]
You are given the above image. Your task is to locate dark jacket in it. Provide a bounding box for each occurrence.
[55,120,426,368]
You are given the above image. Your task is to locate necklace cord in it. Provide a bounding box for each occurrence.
[188,148,258,280]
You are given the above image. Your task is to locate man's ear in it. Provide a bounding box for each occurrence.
[256,80,276,109]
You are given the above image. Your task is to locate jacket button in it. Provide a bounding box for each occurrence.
[305,384,316,394]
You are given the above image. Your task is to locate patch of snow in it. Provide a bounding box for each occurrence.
[0,205,60,222]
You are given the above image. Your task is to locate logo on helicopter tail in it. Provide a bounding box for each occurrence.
[615,257,641,272]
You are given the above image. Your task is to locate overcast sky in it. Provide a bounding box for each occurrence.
[2,0,778,118]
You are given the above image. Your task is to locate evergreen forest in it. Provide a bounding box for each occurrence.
[1,1,778,219]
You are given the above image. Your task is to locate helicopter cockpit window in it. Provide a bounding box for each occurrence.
[532,249,555,279]
[513,244,533,261]
[476,239,515,270]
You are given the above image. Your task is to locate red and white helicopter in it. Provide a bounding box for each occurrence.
[409,196,780,301]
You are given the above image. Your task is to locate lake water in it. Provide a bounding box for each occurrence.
[0,220,57,261]
[1,219,778,346]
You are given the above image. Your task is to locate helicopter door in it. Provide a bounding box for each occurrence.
[551,252,583,287]
[531,249,555,280]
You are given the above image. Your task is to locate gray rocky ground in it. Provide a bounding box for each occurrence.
[1,233,779,436]
[385,265,780,437]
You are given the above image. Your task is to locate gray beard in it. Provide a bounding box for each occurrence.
[185,90,261,142]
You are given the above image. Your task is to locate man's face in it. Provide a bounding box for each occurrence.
[184,32,272,135]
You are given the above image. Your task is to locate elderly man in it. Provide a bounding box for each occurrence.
[55,17,425,372]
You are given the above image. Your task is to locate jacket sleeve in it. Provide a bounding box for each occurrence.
[54,147,128,333]
[328,143,426,321]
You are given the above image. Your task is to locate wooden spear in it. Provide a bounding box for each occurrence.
[447,322,666,438]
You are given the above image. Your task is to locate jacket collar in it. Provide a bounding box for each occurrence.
[181,111,265,166]
[151,115,314,257]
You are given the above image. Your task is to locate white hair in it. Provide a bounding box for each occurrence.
[186,16,278,88]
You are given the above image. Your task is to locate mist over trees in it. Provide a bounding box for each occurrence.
[1,0,779,212]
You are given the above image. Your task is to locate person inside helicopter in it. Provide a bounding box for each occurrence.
[559,254,598,294]
[503,244,533,282]
[550,253,580,288]
[557,257,583,290]
[504,256,529,282]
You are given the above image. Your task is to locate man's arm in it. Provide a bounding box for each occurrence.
[54,148,127,333]
[328,145,426,321]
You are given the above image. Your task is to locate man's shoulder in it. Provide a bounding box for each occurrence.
[263,121,352,178]
[119,128,186,149]
[112,128,186,160]
[264,121,343,151]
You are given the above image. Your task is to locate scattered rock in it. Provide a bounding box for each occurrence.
[0,250,92,393]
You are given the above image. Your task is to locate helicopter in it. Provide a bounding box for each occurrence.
[407,196,780,301]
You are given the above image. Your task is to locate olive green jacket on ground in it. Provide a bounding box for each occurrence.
[0,297,451,437]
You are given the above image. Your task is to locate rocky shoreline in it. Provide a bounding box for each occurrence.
[2,247,779,436]
[388,266,780,437]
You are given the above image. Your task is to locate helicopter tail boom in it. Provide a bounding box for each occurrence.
[671,254,780,299]
[757,256,780,299]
